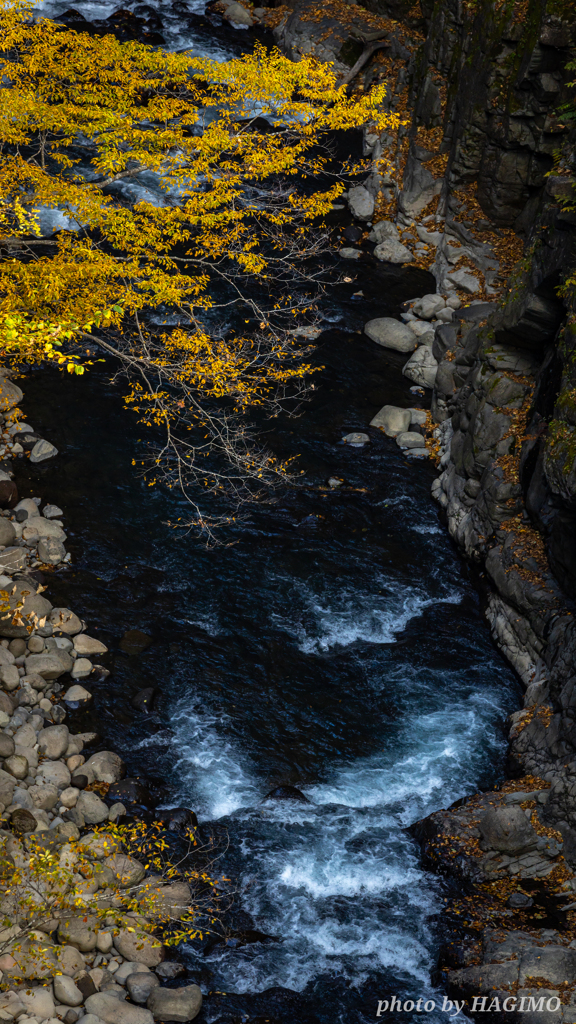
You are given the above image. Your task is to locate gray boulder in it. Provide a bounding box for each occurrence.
[53,974,84,1007]
[0,733,15,758]
[38,537,66,564]
[348,185,374,221]
[447,268,480,293]
[0,579,52,638]
[0,520,15,547]
[37,759,71,789]
[412,294,446,320]
[369,406,411,437]
[127,972,160,1005]
[85,992,154,1024]
[74,634,108,655]
[86,750,125,784]
[479,805,538,854]
[223,2,253,25]
[147,986,202,1022]
[396,432,426,450]
[0,664,19,689]
[364,318,417,353]
[0,768,15,808]
[25,653,66,679]
[38,724,69,759]
[104,853,146,887]
[76,789,110,824]
[58,915,99,952]
[339,247,362,260]
[374,240,414,264]
[0,378,23,412]
[368,220,398,244]
[49,607,83,634]
[0,547,27,573]
[402,346,438,389]
[518,946,576,987]
[114,928,164,967]
[30,439,58,463]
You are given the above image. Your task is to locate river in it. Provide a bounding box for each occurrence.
[21,2,521,1021]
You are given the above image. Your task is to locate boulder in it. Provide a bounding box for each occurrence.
[368,220,399,244]
[104,852,146,887]
[38,724,69,759]
[38,537,66,564]
[0,691,16,716]
[0,767,16,807]
[4,753,28,779]
[25,653,66,679]
[156,962,186,980]
[369,405,411,437]
[411,294,445,320]
[49,607,83,635]
[0,663,19,689]
[141,881,191,921]
[18,985,55,1019]
[54,974,84,1007]
[85,992,154,1024]
[37,759,71,789]
[43,503,63,518]
[0,480,18,508]
[114,928,164,967]
[342,432,369,447]
[15,499,40,518]
[147,985,202,1022]
[108,778,154,807]
[30,439,58,463]
[479,805,538,854]
[79,831,121,860]
[115,961,152,986]
[348,185,374,221]
[396,432,426,450]
[0,378,23,412]
[374,239,414,263]
[222,2,253,24]
[63,683,92,702]
[13,722,36,748]
[10,807,37,833]
[127,972,160,1005]
[29,783,59,810]
[364,318,417,353]
[58,915,99,952]
[76,789,109,824]
[0,733,15,758]
[0,519,15,547]
[86,750,125,784]
[402,346,438,389]
[339,247,361,259]
[74,634,108,655]
[0,547,27,573]
[71,658,93,679]
[56,944,86,977]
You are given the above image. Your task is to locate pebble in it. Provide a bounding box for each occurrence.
[342,432,369,447]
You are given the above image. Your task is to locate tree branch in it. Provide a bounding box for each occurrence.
[340,40,390,87]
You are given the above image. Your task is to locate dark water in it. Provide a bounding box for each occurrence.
[22,2,522,1020]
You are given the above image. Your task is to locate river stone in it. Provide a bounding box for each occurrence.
[0,546,27,573]
[38,724,69,759]
[402,346,438,389]
[127,972,159,1005]
[80,831,121,860]
[58,915,99,952]
[86,993,154,1024]
[412,294,446,320]
[223,2,253,23]
[29,783,59,810]
[342,432,369,447]
[38,536,66,564]
[43,503,63,518]
[15,499,40,518]
[5,752,29,779]
[30,439,58,463]
[0,519,15,547]
[396,431,426,449]
[74,633,108,655]
[339,247,361,259]
[0,767,16,806]
[104,852,146,887]
[71,658,92,679]
[0,663,20,689]
[374,239,414,264]
[64,683,92,702]
[115,962,152,986]
[54,974,84,1007]
[364,318,417,353]
[10,807,37,834]
[0,733,14,758]
[114,928,164,967]
[76,789,109,824]
[49,607,83,634]
[479,805,538,853]
[37,759,71,789]
[348,185,374,222]
[156,962,186,980]
[368,220,399,244]
[0,378,23,412]
[369,405,411,436]
[19,985,55,1019]
[25,653,64,679]
[86,750,125,784]
[0,581,52,638]
[142,881,191,922]
[147,985,202,1022]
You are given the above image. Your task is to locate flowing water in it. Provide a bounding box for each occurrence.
[21,4,522,1021]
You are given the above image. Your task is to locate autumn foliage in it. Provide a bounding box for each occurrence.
[0,0,400,529]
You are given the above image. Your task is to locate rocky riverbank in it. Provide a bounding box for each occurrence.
[0,378,203,1023]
